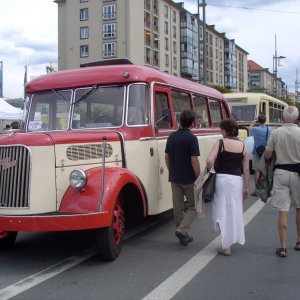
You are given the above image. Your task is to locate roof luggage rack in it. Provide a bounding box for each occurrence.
[80,58,133,68]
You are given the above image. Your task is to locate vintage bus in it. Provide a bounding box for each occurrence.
[224,92,288,160]
[0,60,230,260]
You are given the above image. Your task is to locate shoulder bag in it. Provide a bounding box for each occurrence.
[202,139,223,202]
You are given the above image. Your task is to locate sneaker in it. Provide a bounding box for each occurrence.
[217,247,231,256]
[175,230,188,246]
[295,241,300,251]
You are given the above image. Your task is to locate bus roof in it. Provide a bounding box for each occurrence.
[26,64,224,100]
[224,92,288,107]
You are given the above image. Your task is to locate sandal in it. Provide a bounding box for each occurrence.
[295,242,300,251]
[276,247,287,257]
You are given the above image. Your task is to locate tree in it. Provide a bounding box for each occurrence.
[208,84,232,94]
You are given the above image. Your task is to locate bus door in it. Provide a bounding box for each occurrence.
[153,85,173,212]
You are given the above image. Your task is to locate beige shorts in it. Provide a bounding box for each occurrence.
[271,169,300,211]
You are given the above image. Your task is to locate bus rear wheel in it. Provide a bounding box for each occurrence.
[95,197,125,261]
[0,231,18,250]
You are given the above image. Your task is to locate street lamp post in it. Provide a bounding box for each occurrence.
[197,0,207,85]
[273,34,286,97]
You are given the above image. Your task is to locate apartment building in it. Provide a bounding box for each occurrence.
[55,0,248,92]
[248,60,274,94]
[236,45,248,92]
[55,0,181,76]
[205,25,225,87]
[178,5,199,81]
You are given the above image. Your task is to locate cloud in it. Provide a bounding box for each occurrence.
[183,0,300,92]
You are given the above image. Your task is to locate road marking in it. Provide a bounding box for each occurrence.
[0,219,161,300]
[142,200,266,300]
[0,200,265,300]
[0,247,95,300]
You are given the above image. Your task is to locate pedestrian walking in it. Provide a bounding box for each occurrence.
[264,105,300,257]
[249,113,272,194]
[206,119,250,256]
[165,110,200,246]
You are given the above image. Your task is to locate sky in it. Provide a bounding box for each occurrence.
[0,0,299,99]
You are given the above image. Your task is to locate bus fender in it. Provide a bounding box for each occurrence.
[59,167,147,217]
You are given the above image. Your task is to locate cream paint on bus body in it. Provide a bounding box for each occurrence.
[1,146,57,215]
[54,141,123,208]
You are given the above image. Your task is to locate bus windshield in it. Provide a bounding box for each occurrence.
[231,105,256,122]
[72,86,125,129]
[27,90,72,132]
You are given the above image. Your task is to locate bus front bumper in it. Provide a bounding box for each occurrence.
[0,212,111,232]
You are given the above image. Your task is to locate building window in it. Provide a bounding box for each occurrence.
[103,42,116,57]
[173,41,176,54]
[165,54,169,67]
[164,5,168,18]
[80,45,89,57]
[80,27,89,39]
[173,25,176,38]
[80,0,88,2]
[103,23,116,38]
[80,8,89,21]
[165,38,169,50]
[173,57,177,69]
[103,4,116,19]
[164,21,168,34]
[172,10,176,23]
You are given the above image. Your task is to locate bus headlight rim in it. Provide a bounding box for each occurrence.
[69,169,87,190]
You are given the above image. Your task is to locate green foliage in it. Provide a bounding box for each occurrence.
[208,84,232,94]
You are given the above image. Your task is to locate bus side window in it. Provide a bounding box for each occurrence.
[127,84,150,126]
[193,96,208,128]
[171,90,192,128]
[221,102,229,119]
[208,99,222,127]
[155,92,172,129]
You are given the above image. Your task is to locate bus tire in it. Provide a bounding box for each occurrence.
[95,197,125,261]
[0,232,18,250]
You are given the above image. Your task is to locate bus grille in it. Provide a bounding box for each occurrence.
[66,144,113,161]
[0,146,31,208]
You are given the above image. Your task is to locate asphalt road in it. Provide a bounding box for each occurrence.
[0,177,299,300]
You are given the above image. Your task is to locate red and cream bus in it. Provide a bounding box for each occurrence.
[0,60,230,260]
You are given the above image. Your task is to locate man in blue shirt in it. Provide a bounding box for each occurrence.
[165,110,200,246]
[250,113,272,195]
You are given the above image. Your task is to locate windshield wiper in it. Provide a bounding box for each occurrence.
[74,85,98,104]
[51,89,68,102]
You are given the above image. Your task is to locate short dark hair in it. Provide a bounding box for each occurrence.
[220,118,239,137]
[180,110,196,128]
[257,114,266,124]
[11,121,20,129]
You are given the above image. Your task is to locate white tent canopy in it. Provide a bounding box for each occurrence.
[0,98,23,120]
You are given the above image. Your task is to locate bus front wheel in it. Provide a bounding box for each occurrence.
[95,197,125,261]
[0,231,18,250]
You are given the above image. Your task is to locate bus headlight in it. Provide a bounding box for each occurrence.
[69,169,87,189]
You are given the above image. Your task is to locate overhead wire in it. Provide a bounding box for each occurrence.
[208,4,300,15]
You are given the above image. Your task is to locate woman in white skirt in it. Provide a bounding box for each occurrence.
[206,119,250,256]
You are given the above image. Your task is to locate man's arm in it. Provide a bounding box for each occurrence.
[264,150,273,160]
[191,156,200,178]
[165,153,169,171]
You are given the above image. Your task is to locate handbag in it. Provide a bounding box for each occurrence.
[202,139,223,202]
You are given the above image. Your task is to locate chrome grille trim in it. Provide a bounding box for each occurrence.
[0,145,31,208]
[66,143,113,161]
